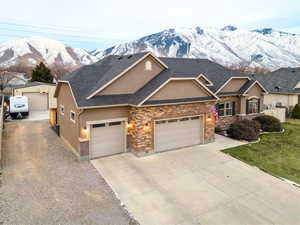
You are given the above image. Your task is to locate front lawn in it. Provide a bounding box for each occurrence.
[222,119,300,184]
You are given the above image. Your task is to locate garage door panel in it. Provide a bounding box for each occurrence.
[23,93,48,111]
[90,122,125,159]
[155,117,203,152]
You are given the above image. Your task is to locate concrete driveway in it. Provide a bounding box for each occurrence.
[92,135,300,225]
[24,110,49,120]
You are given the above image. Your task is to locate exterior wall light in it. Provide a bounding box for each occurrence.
[126,121,134,131]
[143,123,151,131]
[206,114,213,122]
[80,126,89,139]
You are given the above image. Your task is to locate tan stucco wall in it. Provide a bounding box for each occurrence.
[263,93,298,107]
[246,83,263,98]
[220,78,248,93]
[150,80,210,100]
[79,106,130,128]
[14,84,57,109]
[56,83,79,151]
[99,56,164,95]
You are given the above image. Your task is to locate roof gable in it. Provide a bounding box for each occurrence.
[216,77,250,94]
[242,80,268,96]
[149,80,211,101]
[138,77,218,106]
[86,52,168,99]
[96,54,165,95]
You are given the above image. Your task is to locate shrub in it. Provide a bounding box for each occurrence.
[291,104,300,119]
[239,119,261,133]
[253,115,282,132]
[215,126,222,133]
[228,119,260,141]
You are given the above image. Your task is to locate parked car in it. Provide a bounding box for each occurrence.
[9,96,29,119]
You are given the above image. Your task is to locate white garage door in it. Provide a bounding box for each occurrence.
[155,116,203,152]
[90,121,125,159]
[23,92,48,111]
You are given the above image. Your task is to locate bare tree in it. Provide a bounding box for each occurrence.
[0,71,21,103]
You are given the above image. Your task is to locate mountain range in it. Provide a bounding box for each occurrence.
[0,26,300,76]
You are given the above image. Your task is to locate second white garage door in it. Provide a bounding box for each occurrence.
[90,121,125,159]
[23,92,48,111]
[155,116,203,152]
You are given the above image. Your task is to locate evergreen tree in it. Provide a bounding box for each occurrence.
[291,104,300,119]
[31,62,53,83]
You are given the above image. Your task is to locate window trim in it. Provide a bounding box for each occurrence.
[60,104,64,115]
[247,98,260,114]
[218,101,233,117]
[70,110,76,123]
[145,60,152,71]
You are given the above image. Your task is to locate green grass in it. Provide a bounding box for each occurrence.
[222,119,300,184]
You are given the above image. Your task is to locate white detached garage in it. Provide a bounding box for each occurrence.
[13,82,57,111]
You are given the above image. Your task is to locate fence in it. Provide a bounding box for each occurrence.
[263,108,286,122]
[0,97,4,177]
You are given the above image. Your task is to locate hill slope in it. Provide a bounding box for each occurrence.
[0,37,97,69]
[92,26,300,71]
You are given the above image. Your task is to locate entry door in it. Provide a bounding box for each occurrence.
[155,116,203,152]
[90,121,125,159]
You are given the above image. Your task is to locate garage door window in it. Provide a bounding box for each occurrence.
[109,121,122,126]
[70,111,75,123]
[92,123,105,128]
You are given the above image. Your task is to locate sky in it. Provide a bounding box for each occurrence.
[0,0,299,51]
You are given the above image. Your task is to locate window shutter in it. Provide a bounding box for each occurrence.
[246,99,249,114]
[258,98,261,113]
[215,103,219,112]
[232,102,236,115]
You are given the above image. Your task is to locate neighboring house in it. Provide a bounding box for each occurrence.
[54,52,267,160]
[13,82,57,111]
[254,68,300,110]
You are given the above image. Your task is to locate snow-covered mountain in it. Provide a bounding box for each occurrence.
[92,26,300,71]
[0,37,97,69]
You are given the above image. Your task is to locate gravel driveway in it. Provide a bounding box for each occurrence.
[0,120,138,225]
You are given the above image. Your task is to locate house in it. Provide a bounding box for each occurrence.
[254,68,300,110]
[54,52,267,160]
[13,82,57,111]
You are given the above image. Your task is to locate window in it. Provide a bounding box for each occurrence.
[60,105,64,115]
[145,61,152,71]
[70,111,75,122]
[217,102,233,117]
[247,98,259,114]
[109,121,122,126]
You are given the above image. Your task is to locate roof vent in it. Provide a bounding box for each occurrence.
[275,86,280,91]
[291,69,296,73]
[127,55,133,59]
[117,56,123,60]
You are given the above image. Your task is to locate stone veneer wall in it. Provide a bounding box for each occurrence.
[128,102,215,154]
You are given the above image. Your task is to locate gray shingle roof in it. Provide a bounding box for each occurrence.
[253,68,300,94]
[13,81,56,89]
[61,53,251,108]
